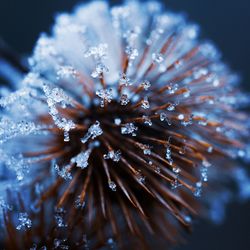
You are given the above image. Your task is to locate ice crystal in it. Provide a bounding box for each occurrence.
[103,150,121,162]
[71,149,92,169]
[96,88,113,107]
[16,213,32,230]
[81,121,103,143]
[121,123,138,136]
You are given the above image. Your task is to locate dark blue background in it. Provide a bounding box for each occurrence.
[0,0,250,249]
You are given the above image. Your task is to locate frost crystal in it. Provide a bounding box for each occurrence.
[16,213,32,230]
[81,121,103,143]
[120,94,130,105]
[54,163,72,180]
[121,123,138,136]
[141,97,150,109]
[71,149,91,169]
[96,88,113,107]
[54,208,67,228]
[109,181,117,191]
[119,73,132,86]
[57,65,77,79]
[142,115,152,126]
[104,150,121,162]
[152,52,164,64]
[140,80,151,90]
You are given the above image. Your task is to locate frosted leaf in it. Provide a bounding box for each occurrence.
[54,208,67,228]
[141,96,150,109]
[57,66,77,79]
[121,123,138,136]
[120,94,130,105]
[193,182,203,197]
[71,149,92,169]
[81,121,103,143]
[84,43,108,60]
[152,52,164,64]
[114,118,121,125]
[125,46,138,60]
[16,213,32,230]
[119,73,132,87]
[140,80,151,90]
[142,115,152,126]
[96,88,113,107]
[109,181,117,191]
[104,150,121,162]
[54,163,72,180]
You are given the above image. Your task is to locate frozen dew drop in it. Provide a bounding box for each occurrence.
[193,182,203,197]
[114,118,121,125]
[141,96,150,109]
[109,181,117,191]
[178,114,185,120]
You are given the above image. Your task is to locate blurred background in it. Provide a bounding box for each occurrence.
[0,0,250,249]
